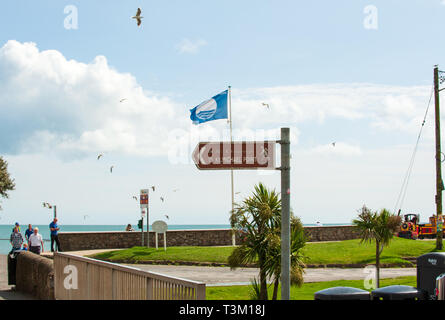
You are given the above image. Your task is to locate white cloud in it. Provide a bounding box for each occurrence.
[176,38,207,54]
[0,40,435,163]
[0,40,182,158]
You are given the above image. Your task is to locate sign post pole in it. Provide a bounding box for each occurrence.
[279,127,291,300]
[141,216,144,246]
[147,190,150,248]
[140,189,149,247]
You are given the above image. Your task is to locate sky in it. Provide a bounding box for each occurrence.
[1,1,445,225]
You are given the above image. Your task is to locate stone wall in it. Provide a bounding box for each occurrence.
[15,251,55,300]
[304,225,361,242]
[58,226,360,251]
[59,229,241,252]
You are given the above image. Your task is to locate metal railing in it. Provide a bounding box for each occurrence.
[53,252,206,300]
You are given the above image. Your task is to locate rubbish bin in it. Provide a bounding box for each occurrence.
[314,287,371,300]
[417,252,445,300]
[7,252,18,285]
[436,273,445,300]
[371,285,427,300]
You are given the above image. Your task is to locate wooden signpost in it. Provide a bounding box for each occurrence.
[192,128,291,300]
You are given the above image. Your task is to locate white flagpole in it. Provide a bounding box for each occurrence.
[228,86,235,246]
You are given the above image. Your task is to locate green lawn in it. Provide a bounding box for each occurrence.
[206,276,417,300]
[91,237,444,266]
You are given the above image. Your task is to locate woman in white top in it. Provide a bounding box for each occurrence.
[28,227,44,255]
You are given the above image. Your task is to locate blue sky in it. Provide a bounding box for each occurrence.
[0,1,444,225]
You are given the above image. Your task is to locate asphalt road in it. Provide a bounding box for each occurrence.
[124,264,417,286]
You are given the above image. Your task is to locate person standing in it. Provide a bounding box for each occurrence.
[25,224,34,243]
[9,226,24,253]
[28,227,44,255]
[49,218,62,252]
[12,222,20,232]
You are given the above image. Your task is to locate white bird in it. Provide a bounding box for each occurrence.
[332,142,336,147]
[110,165,114,173]
[119,98,127,103]
[262,102,270,109]
[132,8,143,27]
[151,186,156,192]
[160,197,164,202]
[97,153,104,160]
[132,196,138,201]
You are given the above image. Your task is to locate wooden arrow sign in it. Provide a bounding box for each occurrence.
[192,141,276,170]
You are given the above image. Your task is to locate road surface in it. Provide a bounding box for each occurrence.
[124,264,416,286]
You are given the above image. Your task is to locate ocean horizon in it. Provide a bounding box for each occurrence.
[0,223,351,254]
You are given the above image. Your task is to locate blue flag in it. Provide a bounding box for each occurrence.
[190,90,228,125]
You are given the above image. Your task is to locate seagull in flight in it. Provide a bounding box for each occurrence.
[164,215,169,220]
[119,98,127,103]
[160,197,164,202]
[332,142,336,147]
[132,8,143,27]
[110,165,114,173]
[97,153,104,160]
[151,186,156,192]
[262,102,270,109]
[42,202,52,209]
[132,196,138,201]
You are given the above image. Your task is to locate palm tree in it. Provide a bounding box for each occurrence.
[352,205,401,288]
[263,215,306,300]
[229,183,306,300]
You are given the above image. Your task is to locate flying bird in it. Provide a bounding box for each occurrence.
[262,102,270,109]
[110,165,114,173]
[43,202,52,209]
[132,196,138,201]
[160,197,164,202]
[332,142,336,147]
[97,153,104,160]
[119,98,127,103]
[164,215,169,220]
[132,8,143,27]
[151,186,156,192]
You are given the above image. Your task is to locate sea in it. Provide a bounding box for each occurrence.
[0,223,350,254]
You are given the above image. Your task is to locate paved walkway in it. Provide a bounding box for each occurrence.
[124,264,417,286]
[0,254,34,300]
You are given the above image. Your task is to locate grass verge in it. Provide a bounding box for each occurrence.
[90,238,444,267]
[206,276,416,300]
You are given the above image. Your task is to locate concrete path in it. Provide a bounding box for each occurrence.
[0,254,34,300]
[41,248,123,259]
[124,264,417,286]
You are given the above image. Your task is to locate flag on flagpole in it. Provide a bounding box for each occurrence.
[190,90,228,125]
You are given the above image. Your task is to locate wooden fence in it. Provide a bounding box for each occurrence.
[54,252,206,300]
